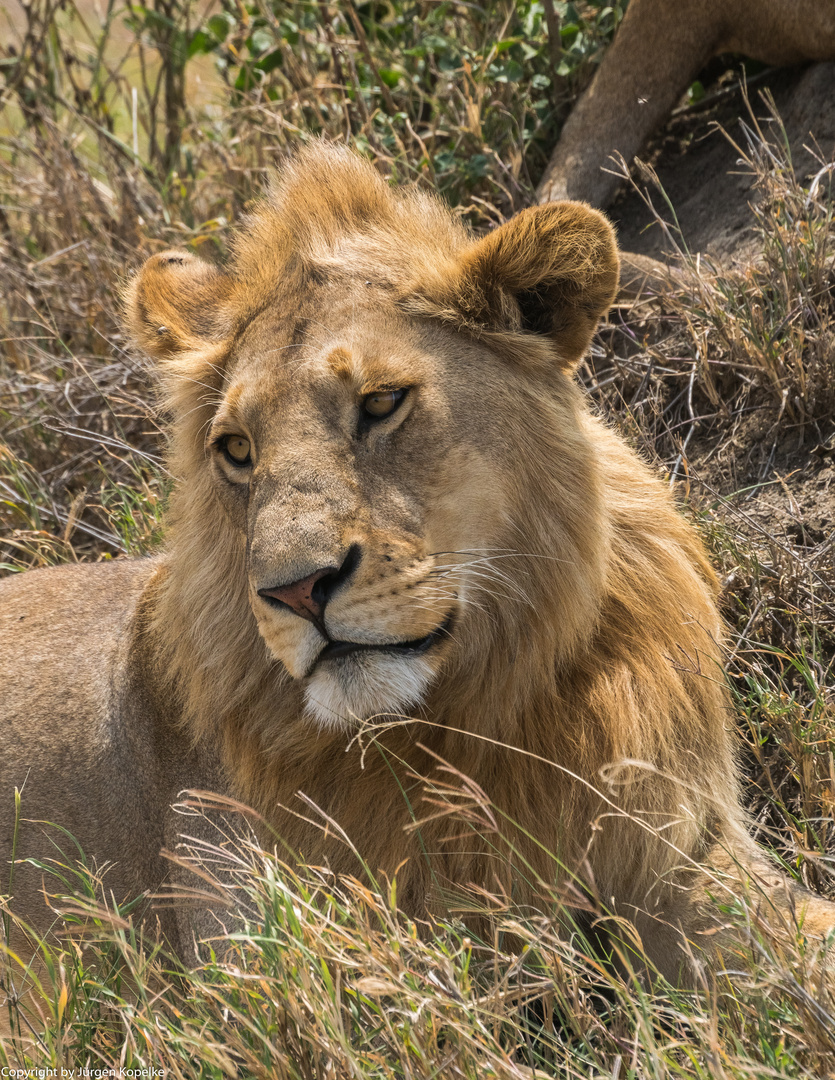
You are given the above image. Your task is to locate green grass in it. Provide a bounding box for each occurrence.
[2,1,835,1074]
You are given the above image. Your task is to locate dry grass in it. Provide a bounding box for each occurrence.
[3,794,835,1078]
[3,1,835,1074]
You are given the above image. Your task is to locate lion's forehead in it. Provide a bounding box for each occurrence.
[227,309,435,410]
[232,287,419,362]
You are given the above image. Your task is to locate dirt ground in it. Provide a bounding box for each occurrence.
[612,61,835,265]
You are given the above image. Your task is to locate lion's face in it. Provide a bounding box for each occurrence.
[211,298,512,725]
[126,145,619,728]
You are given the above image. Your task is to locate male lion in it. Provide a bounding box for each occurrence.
[1,144,832,980]
[538,0,835,208]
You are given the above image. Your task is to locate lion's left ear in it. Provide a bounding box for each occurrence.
[454,202,619,368]
[124,250,234,362]
[124,249,237,423]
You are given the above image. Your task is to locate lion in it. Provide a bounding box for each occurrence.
[537,0,835,208]
[1,143,833,982]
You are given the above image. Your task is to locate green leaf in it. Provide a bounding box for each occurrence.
[234,65,256,92]
[207,12,235,41]
[466,152,489,179]
[438,51,460,73]
[493,58,524,83]
[134,6,174,34]
[187,29,212,57]
[280,19,300,46]
[248,27,274,56]
[493,36,522,55]
[255,48,283,74]
[688,79,705,104]
[378,67,400,88]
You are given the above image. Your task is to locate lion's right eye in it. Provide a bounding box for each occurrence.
[362,389,407,420]
[220,434,252,467]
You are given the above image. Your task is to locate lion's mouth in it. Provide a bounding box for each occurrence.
[311,612,454,672]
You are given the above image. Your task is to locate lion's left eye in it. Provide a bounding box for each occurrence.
[362,389,406,420]
[220,434,252,467]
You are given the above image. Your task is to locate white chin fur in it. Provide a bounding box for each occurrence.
[304,651,435,728]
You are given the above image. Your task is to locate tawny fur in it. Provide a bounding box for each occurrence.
[537,0,835,208]
[1,144,832,981]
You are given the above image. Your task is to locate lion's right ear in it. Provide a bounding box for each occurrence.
[124,250,233,363]
[447,202,619,369]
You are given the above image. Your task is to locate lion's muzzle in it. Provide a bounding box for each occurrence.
[251,539,457,727]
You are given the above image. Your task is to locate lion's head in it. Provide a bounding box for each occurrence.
[126,144,618,728]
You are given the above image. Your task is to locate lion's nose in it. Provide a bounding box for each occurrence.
[259,566,335,624]
[258,545,361,631]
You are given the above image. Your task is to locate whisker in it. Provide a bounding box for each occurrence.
[429,549,570,565]
[417,577,522,613]
[164,371,224,395]
[428,563,533,607]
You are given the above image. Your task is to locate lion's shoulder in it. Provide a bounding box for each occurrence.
[0,557,158,703]
[0,555,155,625]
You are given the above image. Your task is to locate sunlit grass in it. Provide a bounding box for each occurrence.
[2,809,835,1076]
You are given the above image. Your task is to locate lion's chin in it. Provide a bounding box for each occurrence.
[303,651,436,729]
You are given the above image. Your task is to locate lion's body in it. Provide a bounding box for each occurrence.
[1,145,832,980]
[1,420,739,971]
[0,558,224,955]
[538,0,835,208]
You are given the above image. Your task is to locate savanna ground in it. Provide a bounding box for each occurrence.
[2,1,835,1075]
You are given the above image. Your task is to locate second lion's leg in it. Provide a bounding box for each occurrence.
[537,0,719,208]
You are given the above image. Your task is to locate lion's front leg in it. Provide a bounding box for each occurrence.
[625,835,835,986]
